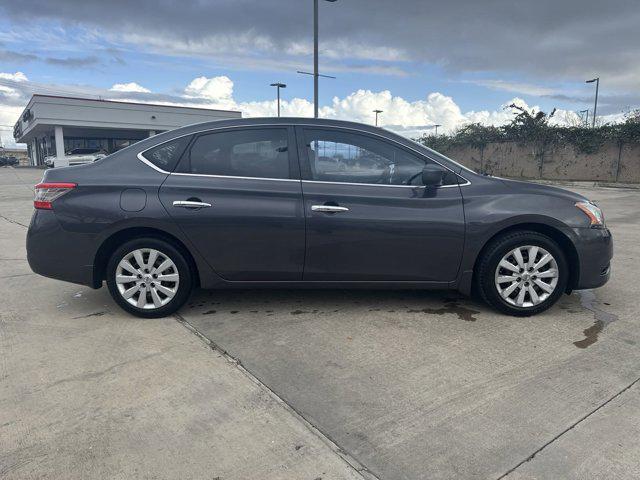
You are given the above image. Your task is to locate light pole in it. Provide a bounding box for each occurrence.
[579,109,589,127]
[586,77,599,128]
[433,124,441,136]
[313,0,337,118]
[373,109,383,126]
[270,83,286,117]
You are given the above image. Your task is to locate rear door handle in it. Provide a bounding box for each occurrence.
[173,200,212,209]
[311,205,349,213]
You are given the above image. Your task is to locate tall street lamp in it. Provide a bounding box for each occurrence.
[270,83,287,117]
[313,0,337,118]
[586,77,599,128]
[433,124,441,136]
[373,109,383,126]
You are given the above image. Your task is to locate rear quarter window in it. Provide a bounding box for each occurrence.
[178,128,291,179]
[141,136,191,172]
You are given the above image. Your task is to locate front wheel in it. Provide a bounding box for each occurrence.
[476,231,568,316]
[106,237,193,318]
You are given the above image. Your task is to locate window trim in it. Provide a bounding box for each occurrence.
[138,135,192,174]
[136,123,470,186]
[170,171,300,182]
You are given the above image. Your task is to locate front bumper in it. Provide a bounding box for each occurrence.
[27,210,97,287]
[573,226,613,290]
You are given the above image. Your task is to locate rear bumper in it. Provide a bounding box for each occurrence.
[573,226,613,290]
[27,210,97,288]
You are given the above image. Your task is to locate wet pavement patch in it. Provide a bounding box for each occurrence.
[407,300,480,322]
[573,290,618,349]
[72,311,108,319]
[188,290,482,323]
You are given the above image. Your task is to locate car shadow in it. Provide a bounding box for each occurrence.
[183,288,486,323]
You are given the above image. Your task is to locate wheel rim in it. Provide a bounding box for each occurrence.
[494,245,559,308]
[115,248,179,310]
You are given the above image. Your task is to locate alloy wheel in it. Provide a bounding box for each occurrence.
[115,248,180,309]
[494,245,559,308]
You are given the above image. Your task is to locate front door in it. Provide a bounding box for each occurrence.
[297,127,465,282]
[159,126,305,281]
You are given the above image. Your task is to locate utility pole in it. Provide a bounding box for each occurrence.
[314,0,319,118]
[434,124,441,136]
[312,0,337,118]
[373,109,383,126]
[586,77,599,128]
[270,83,286,117]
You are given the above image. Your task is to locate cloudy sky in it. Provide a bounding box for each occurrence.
[1,0,638,147]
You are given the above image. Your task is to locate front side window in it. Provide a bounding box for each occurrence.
[142,136,191,172]
[304,129,458,186]
[181,128,290,179]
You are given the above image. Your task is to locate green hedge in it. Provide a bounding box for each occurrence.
[417,106,640,154]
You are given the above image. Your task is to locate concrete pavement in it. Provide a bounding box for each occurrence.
[1,166,639,479]
[0,167,369,480]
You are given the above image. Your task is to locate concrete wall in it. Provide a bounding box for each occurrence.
[441,141,639,183]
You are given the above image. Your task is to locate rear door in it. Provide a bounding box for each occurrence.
[158,126,305,281]
[297,126,465,282]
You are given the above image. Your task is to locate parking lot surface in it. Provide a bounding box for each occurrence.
[1,167,639,479]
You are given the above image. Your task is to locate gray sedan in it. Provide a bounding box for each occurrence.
[26,118,612,318]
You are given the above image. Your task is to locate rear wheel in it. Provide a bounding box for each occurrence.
[106,237,193,318]
[476,231,568,316]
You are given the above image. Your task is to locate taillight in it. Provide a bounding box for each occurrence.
[34,182,77,210]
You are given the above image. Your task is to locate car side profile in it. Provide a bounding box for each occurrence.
[26,118,612,318]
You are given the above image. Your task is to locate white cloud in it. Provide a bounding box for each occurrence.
[0,71,28,82]
[239,97,315,118]
[119,31,276,60]
[0,72,29,148]
[109,82,150,93]
[466,79,560,97]
[184,76,234,104]
[232,87,548,137]
[548,109,583,127]
[0,72,630,149]
[113,31,410,76]
[285,40,408,62]
[0,104,23,148]
[0,71,29,100]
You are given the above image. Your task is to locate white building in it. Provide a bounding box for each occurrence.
[13,94,241,167]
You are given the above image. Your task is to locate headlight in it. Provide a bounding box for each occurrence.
[575,201,605,227]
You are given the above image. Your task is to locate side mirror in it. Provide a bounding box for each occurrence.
[421,164,446,186]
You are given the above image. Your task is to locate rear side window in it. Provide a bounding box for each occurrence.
[141,136,191,172]
[180,128,290,179]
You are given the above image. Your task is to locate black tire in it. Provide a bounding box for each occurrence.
[476,231,568,317]
[106,237,193,318]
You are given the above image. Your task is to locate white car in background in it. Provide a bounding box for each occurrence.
[44,148,107,167]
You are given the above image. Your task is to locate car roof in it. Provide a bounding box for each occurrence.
[173,117,390,136]
[138,117,421,155]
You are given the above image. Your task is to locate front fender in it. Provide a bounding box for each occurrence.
[455,187,584,294]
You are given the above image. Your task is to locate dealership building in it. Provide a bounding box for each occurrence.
[13,94,241,167]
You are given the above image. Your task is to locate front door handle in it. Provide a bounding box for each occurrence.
[173,200,212,209]
[311,205,349,213]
